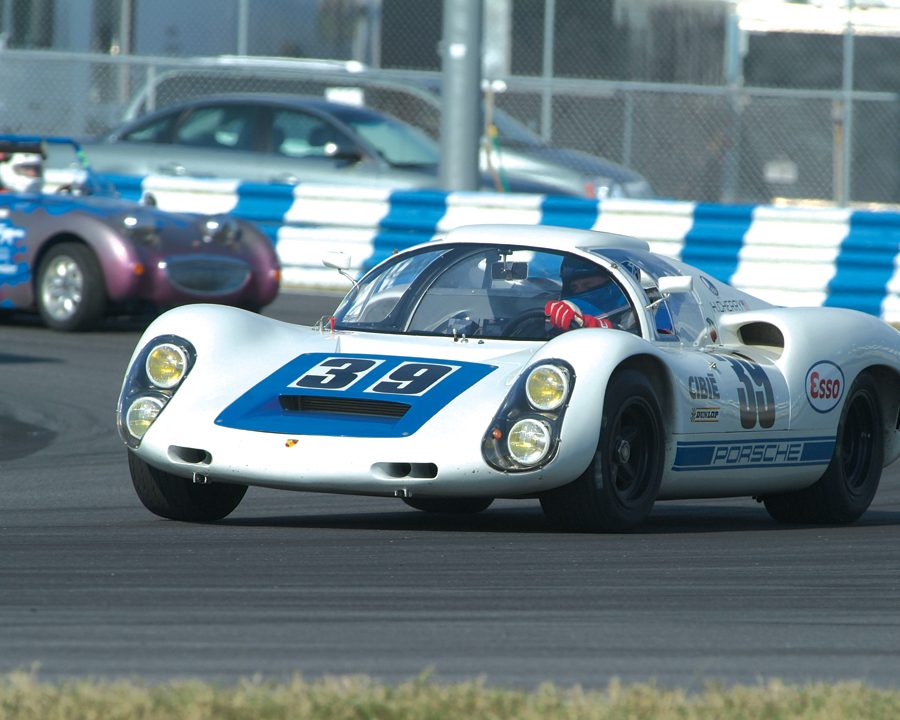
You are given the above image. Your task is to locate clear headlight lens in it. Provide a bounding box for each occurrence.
[146,343,188,389]
[125,395,165,440]
[121,210,160,244]
[507,418,552,466]
[525,364,570,411]
[202,214,240,245]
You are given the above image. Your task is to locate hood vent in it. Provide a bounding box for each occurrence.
[279,395,410,418]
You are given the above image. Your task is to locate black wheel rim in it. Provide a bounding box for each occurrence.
[608,397,657,505]
[841,392,876,497]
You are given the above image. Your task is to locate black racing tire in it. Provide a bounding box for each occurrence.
[35,242,107,331]
[402,497,493,514]
[540,369,664,532]
[762,372,883,524]
[128,451,247,522]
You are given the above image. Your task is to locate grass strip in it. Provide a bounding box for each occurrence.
[2,670,899,720]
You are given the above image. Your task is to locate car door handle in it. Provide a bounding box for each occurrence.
[157,162,187,176]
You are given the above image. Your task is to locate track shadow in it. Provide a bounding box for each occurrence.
[216,500,900,534]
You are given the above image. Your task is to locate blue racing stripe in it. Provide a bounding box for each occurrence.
[216,352,497,438]
[680,203,755,283]
[824,209,900,316]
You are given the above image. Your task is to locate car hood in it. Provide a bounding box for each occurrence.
[199,325,541,440]
[509,143,645,183]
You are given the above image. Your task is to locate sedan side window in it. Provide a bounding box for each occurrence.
[273,110,346,158]
[174,106,257,151]
[120,114,176,143]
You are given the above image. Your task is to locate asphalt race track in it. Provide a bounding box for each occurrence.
[2,291,900,691]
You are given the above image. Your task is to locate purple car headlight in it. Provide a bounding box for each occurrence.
[120,209,161,245]
[201,214,241,246]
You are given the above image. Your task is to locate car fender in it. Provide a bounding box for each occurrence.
[529,327,671,480]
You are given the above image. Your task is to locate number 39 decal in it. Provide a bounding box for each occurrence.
[292,356,458,397]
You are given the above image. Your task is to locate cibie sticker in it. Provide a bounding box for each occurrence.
[805,361,844,413]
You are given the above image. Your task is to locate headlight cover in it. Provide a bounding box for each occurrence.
[116,335,196,449]
[482,359,574,471]
[507,418,552,465]
[201,214,241,246]
[525,364,570,411]
[146,343,189,389]
[120,209,161,245]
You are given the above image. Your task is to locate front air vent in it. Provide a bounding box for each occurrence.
[279,395,410,418]
[738,322,784,349]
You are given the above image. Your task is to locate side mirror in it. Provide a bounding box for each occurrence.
[323,251,351,271]
[657,275,693,295]
[323,251,356,287]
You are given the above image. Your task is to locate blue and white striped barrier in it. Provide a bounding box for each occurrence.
[105,173,900,323]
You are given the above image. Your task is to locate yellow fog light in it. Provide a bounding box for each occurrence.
[126,396,165,440]
[146,343,188,389]
[525,364,569,411]
[507,418,552,466]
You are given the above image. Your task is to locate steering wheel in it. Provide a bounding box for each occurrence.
[503,309,553,338]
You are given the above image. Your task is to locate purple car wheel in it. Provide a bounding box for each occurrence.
[36,242,107,331]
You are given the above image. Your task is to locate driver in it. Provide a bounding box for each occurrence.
[0,152,44,194]
[545,255,628,331]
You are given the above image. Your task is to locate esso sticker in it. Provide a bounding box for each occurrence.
[805,361,844,413]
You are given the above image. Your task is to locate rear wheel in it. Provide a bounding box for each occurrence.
[540,370,664,532]
[402,497,493,514]
[128,451,247,522]
[762,372,883,524]
[36,242,107,331]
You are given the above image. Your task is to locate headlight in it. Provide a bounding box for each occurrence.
[507,418,552,466]
[117,335,196,448]
[201,214,241,245]
[525,364,570,411]
[125,395,165,440]
[121,210,161,244]
[146,342,188,389]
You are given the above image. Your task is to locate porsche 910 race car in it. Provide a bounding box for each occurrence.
[117,224,900,531]
[0,136,279,331]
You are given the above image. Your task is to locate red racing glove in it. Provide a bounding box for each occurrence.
[545,300,612,330]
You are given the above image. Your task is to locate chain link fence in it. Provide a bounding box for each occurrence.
[2,0,898,206]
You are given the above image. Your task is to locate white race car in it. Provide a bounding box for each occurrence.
[117,224,900,531]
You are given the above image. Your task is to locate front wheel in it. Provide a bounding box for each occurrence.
[540,370,664,532]
[762,372,883,524]
[128,452,247,522]
[36,242,107,331]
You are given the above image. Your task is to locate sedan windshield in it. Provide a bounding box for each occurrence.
[332,243,638,341]
[329,107,439,167]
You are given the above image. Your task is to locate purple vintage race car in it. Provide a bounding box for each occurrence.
[0,135,280,331]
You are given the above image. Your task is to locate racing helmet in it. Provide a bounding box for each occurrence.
[560,255,604,289]
[0,152,44,193]
[559,254,628,319]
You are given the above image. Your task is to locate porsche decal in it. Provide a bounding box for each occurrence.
[673,436,834,471]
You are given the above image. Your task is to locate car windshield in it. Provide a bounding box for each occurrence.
[332,242,639,341]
